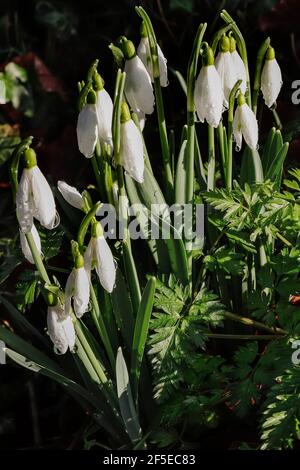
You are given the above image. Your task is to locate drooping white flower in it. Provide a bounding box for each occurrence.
[65,257,90,318]
[76,91,98,158]
[57,180,84,210]
[47,303,75,355]
[84,223,116,293]
[95,87,114,151]
[119,102,144,183]
[261,46,282,108]
[230,36,247,94]
[137,36,168,87]
[233,93,258,151]
[19,224,42,264]
[123,40,154,115]
[16,149,58,233]
[136,110,146,132]
[195,57,224,128]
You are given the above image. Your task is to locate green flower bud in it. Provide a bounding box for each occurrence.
[93,73,104,91]
[237,92,246,106]
[92,221,103,238]
[122,39,136,60]
[75,254,84,269]
[24,148,37,169]
[229,35,236,53]
[266,46,275,61]
[120,101,131,123]
[202,44,215,66]
[87,89,97,105]
[220,34,230,53]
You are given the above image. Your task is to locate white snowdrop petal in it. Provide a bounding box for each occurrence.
[16,168,34,233]
[239,103,258,150]
[77,103,98,158]
[73,266,90,318]
[136,110,146,131]
[94,236,116,293]
[137,38,168,87]
[215,51,237,103]
[47,304,75,355]
[31,166,58,229]
[20,224,42,264]
[83,240,94,281]
[195,65,224,128]
[64,269,75,316]
[261,58,282,108]
[231,50,247,94]
[57,180,83,210]
[157,44,168,87]
[96,89,113,151]
[124,55,154,115]
[120,119,144,183]
[233,107,243,151]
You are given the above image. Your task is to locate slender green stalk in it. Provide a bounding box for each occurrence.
[227,80,242,191]
[26,232,51,285]
[207,333,281,340]
[252,37,270,115]
[272,108,282,130]
[223,311,287,335]
[217,124,226,183]
[207,126,215,191]
[91,155,102,195]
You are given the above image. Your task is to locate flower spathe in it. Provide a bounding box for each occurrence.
[95,87,114,150]
[20,224,42,264]
[137,37,168,87]
[195,65,224,128]
[57,180,84,210]
[16,150,58,233]
[65,262,90,318]
[120,114,144,183]
[84,224,116,293]
[47,303,76,355]
[233,94,258,151]
[261,46,282,108]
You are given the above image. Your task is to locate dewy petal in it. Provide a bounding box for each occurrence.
[239,103,258,150]
[64,269,75,316]
[94,236,116,293]
[57,180,83,210]
[261,58,282,108]
[215,51,237,103]
[231,50,247,94]
[83,239,94,281]
[233,106,243,151]
[73,266,90,318]
[20,224,42,264]
[16,168,34,232]
[124,55,154,115]
[195,65,224,128]
[136,110,146,131]
[120,119,144,183]
[77,103,98,158]
[137,38,168,87]
[47,304,75,355]
[96,88,113,151]
[31,166,58,229]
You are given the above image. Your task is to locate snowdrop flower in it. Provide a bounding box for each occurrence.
[233,93,258,151]
[94,73,114,151]
[19,224,42,264]
[16,148,58,233]
[65,254,90,318]
[47,302,75,355]
[84,222,116,293]
[77,90,98,158]
[195,45,224,128]
[230,36,247,95]
[123,39,154,115]
[215,35,237,104]
[261,46,282,108]
[119,101,144,183]
[137,22,168,87]
[57,180,84,210]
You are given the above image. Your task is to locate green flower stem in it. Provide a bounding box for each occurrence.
[276,232,292,247]
[227,80,242,191]
[90,285,115,371]
[207,126,215,191]
[252,37,270,115]
[206,333,282,340]
[136,6,173,203]
[10,136,33,202]
[223,311,287,335]
[26,232,51,285]
[221,10,251,107]
[91,155,102,195]
[77,201,101,249]
[217,124,226,183]
[272,108,282,130]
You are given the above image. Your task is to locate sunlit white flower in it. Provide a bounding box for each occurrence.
[137,36,168,87]
[195,63,224,128]
[19,224,42,264]
[47,303,75,355]
[84,224,116,293]
[230,36,247,94]
[123,40,154,115]
[77,90,98,158]
[65,261,90,318]
[136,110,146,132]
[16,149,58,233]
[215,51,237,104]
[95,87,113,150]
[57,180,84,210]
[120,104,144,183]
[233,93,258,151]
[261,46,282,108]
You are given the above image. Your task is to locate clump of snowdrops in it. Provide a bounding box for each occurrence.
[1,7,300,450]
